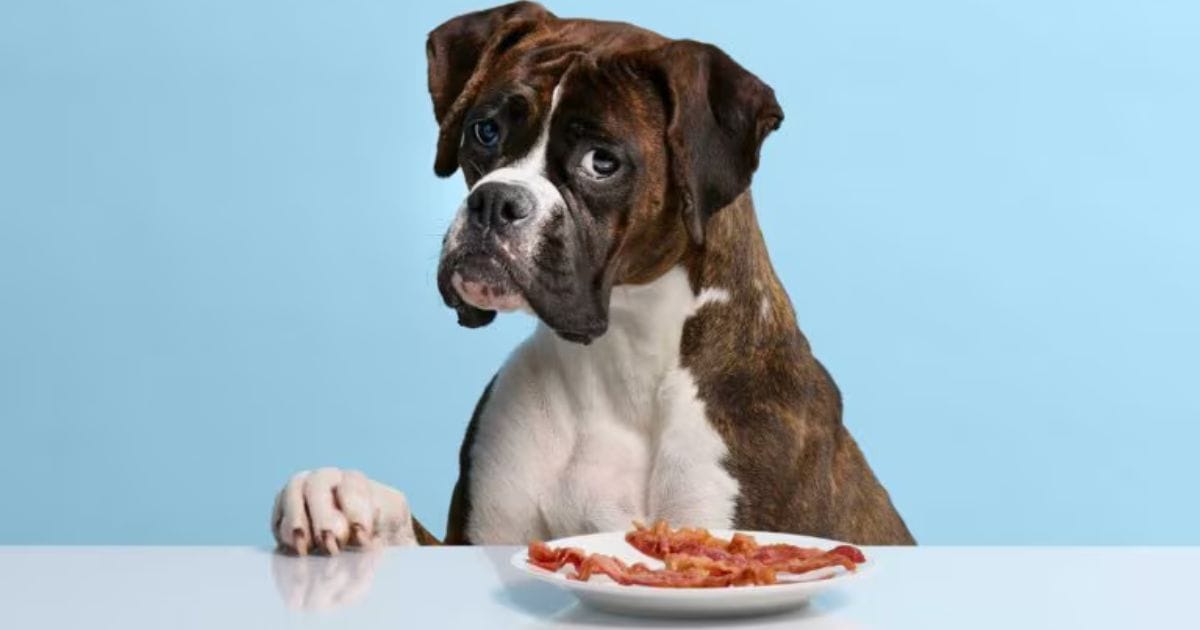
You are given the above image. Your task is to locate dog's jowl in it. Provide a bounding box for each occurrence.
[271,1,915,554]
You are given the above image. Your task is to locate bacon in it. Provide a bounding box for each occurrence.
[526,540,587,572]
[829,544,867,563]
[619,567,743,588]
[626,521,749,559]
[529,521,868,588]
[663,553,778,585]
[562,552,752,588]
[626,521,846,567]
[751,543,824,564]
[572,552,630,581]
[776,549,858,574]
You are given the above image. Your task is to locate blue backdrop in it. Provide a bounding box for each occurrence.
[2,0,1197,545]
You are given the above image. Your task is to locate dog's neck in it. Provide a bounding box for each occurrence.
[684,191,799,333]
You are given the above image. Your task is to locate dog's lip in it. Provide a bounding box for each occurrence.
[443,243,530,311]
[438,242,605,342]
[450,271,529,313]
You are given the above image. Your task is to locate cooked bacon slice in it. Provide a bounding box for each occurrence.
[829,544,867,563]
[751,543,823,564]
[776,549,858,574]
[528,521,867,589]
[526,540,587,572]
[585,555,764,588]
[662,553,778,585]
[619,567,745,588]
[572,552,630,581]
[625,520,741,559]
[626,521,857,568]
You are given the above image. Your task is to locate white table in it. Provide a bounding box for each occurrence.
[0,546,1193,628]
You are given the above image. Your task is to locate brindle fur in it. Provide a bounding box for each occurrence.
[420,2,916,546]
[682,194,914,544]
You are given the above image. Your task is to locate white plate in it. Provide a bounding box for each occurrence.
[509,529,872,618]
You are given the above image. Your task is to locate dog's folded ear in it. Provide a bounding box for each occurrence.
[426,1,554,177]
[645,40,783,245]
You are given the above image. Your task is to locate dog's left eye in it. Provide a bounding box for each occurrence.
[473,119,501,147]
[580,148,620,179]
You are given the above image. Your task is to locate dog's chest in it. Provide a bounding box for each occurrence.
[464,268,740,544]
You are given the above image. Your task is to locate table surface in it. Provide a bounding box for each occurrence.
[1,546,1195,629]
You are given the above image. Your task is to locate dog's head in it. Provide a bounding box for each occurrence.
[429,2,782,343]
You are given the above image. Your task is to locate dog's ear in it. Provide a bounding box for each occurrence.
[426,1,553,177]
[645,40,783,245]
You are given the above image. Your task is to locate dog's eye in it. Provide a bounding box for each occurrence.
[472,119,501,147]
[580,148,620,179]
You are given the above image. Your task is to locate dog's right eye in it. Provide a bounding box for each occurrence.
[472,119,501,147]
[580,148,620,180]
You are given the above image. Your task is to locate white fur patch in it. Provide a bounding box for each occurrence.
[465,267,739,543]
[473,85,563,204]
[697,287,731,309]
[442,85,565,306]
[443,86,563,261]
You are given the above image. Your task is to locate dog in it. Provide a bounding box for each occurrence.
[271,1,915,554]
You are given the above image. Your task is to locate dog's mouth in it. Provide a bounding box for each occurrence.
[436,240,610,345]
[450,269,528,313]
[437,248,528,328]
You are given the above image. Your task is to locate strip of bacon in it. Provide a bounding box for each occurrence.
[751,543,823,564]
[663,553,778,585]
[829,544,867,564]
[590,556,761,588]
[528,521,867,589]
[626,520,864,569]
[625,520,743,559]
[526,540,587,572]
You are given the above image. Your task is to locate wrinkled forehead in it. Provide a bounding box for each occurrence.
[471,63,556,128]
[554,61,665,141]
[470,22,666,122]
[472,49,665,155]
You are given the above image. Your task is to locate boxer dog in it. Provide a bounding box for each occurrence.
[271,1,915,554]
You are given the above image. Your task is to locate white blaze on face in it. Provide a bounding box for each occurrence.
[472,84,565,216]
[443,84,565,312]
[444,85,564,255]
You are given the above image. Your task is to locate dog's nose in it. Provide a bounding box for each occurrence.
[466,182,534,229]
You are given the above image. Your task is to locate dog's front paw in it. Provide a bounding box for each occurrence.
[271,468,417,554]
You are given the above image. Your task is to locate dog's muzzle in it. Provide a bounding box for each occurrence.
[437,182,538,326]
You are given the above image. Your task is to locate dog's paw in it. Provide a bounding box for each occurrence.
[271,468,417,555]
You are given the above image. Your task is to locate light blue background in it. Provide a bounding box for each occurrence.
[2,0,1197,545]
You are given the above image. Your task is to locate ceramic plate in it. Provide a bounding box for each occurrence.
[509,529,871,618]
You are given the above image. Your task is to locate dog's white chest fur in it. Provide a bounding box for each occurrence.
[465,267,739,544]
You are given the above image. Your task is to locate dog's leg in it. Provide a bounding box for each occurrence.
[271,468,439,554]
